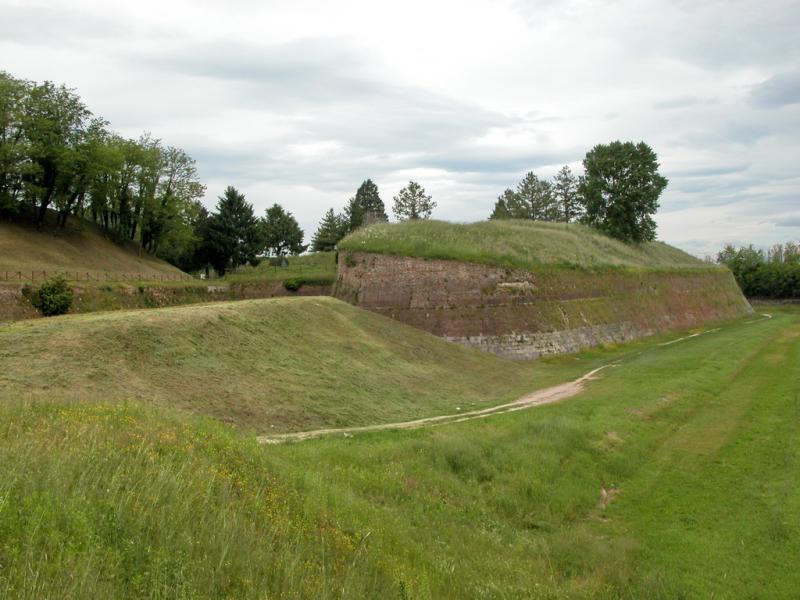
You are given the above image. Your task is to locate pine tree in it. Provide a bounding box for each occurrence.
[392,180,436,220]
[261,203,305,256]
[553,165,583,222]
[345,179,387,230]
[202,186,261,275]
[489,189,517,219]
[311,208,347,251]
[516,172,557,221]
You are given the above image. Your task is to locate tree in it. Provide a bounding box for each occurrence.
[516,172,557,221]
[20,80,91,226]
[260,203,305,256]
[203,186,261,275]
[392,180,436,220]
[489,189,515,219]
[311,208,347,252]
[579,141,668,243]
[0,72,29,216]
[345,179,387,230]
[552,165,583,222]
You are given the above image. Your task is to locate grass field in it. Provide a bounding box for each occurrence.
[0,301,797,598]
[0,217,185,278]
[219,251,336,286]
[0,297,562,433]
[339,220,715,271]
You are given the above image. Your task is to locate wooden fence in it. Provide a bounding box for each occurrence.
[0,270,194,283]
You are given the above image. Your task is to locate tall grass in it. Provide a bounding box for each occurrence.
[339,220,714,271]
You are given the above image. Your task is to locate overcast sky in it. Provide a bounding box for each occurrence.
[2,0,798,256]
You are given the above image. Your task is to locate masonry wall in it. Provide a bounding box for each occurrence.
[334,252,752,359]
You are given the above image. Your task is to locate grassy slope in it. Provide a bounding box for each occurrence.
[0,217,185,277]
[339,219,714,271]
[0,297,557,433]
[0,307,796,598]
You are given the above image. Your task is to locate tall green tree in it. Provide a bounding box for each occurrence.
[579,141,668,243]
[552,165,583,222]
[392,180,436,220]
[311,208,347,252]
[516,172,557,221]
[260,203,305,256]
[0,72,29,215]
[489,189,517,219]
[345,179,387,230]
[21,80,91,226]
[203,186,261,275]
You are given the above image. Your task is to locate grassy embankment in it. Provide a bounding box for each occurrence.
[339,219,716,271]
[0,217,336,287]
[1,299,797,598]
[0,217,337,321]
[0,297,555,433]
[0,218,184,279]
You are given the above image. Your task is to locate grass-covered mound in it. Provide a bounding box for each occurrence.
[339,220,711,271]
[0,217,185,277]
[0,297,554,433]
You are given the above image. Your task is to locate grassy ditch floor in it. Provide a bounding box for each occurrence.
[0,306,797,598]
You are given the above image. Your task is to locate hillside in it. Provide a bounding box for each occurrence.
[339,219,712,271]
[0,217,186,277]
[0,297,570,433]
[0,305,796,598]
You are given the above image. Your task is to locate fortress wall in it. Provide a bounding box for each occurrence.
[334,252,752,359]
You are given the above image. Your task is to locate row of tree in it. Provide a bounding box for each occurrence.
[490,142,668,243]
[310,179,435,251]
[717,242,800,299]
[187,187,304,276]
[0,71,205,262]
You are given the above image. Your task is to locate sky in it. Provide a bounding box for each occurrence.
[1,0,798,257]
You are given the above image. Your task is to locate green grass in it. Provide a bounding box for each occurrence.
[1,303,797,598]
[339,220,714,271]
[0,216,186,279]
[0,296,565,433]
[219,251,337,286]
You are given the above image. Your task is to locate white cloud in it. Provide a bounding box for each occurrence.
[1,0,798,252]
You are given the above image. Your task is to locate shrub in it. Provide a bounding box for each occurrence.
[283,276,336,292]
[28,275,74,316]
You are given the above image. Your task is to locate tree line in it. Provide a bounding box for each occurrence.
[0,71,205,264]
[490,141,668,243]
[310,178,435,252]
[717,242,800,299]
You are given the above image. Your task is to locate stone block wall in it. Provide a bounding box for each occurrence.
[334,252,752,359]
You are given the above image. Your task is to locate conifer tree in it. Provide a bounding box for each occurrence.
[311,207,347,251]
[392,180,436,220]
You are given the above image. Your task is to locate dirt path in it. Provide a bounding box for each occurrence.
[258,315,773,445]
[258,365,612,444]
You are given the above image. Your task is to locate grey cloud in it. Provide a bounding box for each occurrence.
[750,71,800,108]
[0,3,144,45]
[669,164,748,178]
[654,96,714,111]
[775,215,800,227]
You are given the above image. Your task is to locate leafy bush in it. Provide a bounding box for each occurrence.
[28,275,74,316]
